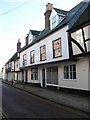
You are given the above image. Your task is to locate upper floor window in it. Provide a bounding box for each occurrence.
[64,64,76,79]
[52,16,56,29]
[23,54,26,60]
[53,38,62,58]
[23,54,27,66]
[40,45,46,61]
[30,50,35,64]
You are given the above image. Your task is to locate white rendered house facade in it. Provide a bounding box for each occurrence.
[4,2,90,93]
[19,2,90,92]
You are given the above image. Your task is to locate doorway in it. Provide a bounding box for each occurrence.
[42,68,45,87]
[25,70,28,83]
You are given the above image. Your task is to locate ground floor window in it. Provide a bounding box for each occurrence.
[31,68,38,80]
[47,66,58,85]
[64,64,76,79]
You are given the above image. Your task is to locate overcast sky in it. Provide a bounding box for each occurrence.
[0,0,83,71]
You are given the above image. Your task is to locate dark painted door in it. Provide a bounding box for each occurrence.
[25,70,28,83]
[42,68,45,87]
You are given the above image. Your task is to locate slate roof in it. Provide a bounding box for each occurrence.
[5,52,18,64]
[53,8,68,15]
[14,2,90,54]
[29,30,41,35]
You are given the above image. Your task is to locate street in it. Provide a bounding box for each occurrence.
[2,82,88,119]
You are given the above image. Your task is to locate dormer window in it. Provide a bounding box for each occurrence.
[50,7,67,30]
[28,30,41,44]
[52,16,56,29]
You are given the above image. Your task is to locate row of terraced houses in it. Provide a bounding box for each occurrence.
[4,1,90,95]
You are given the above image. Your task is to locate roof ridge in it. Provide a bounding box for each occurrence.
[53,7,68,12]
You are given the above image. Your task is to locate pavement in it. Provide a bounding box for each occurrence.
[2,80,89,115]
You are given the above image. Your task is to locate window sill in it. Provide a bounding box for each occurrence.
[53,55,62,59]
[63,79,77,82]
[40,59,47,62]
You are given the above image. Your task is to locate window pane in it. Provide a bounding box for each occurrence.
[54,40,61,49]
[70,71,73,79]
[41,46,46,54]
[23,54,26,60]
[30,51,35,63]
[73,72,76,79]
[41,53,46,60]
[70,65,72,71]
[64,66,69,79]
[54,49,61,57]
[31,68,38,80]
[40,45,46,61]
[53,39,61,58]
[73,64,76,71]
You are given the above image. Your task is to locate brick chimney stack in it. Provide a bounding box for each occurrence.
[44,3,53,29]
[25,34,29,46]
[17,39,21,51]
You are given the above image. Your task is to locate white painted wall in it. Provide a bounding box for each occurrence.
[15,73,17,80]
[8,72,12,81]
[20,25,69,68]
[59,57,89,90]
[18,72,22,81]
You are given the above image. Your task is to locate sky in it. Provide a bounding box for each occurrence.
[0,0,83,71]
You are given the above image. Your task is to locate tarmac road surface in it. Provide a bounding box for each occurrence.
[2,82,88,119]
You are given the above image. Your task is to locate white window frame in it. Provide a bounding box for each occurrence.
[52,16,56,29]
[64,64,76,80]
[31,68,38,80]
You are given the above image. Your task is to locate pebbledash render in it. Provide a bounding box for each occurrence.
[4,1,90,95]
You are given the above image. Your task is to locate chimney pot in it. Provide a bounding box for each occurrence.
[46,3,53,11]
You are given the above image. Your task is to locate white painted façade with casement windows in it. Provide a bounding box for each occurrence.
[20,2,90,91]
[20,26,90,91]
[4,1,90,93]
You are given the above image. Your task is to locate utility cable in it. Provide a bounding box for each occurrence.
[0,0,31,17]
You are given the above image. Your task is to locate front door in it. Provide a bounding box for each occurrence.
[42,68,45,87]
[25,70,28,83]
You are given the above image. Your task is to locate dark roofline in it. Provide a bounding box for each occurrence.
[19,21,67,53]
[19,2,87,53]
[53,7,68,15]
[5,52,18,65]
[29,29,41,35]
